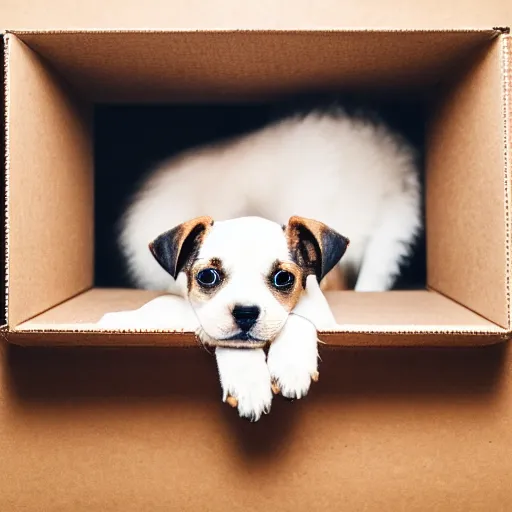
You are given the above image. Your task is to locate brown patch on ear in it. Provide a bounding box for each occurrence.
[149,216,214,279]
[285,216,350,283]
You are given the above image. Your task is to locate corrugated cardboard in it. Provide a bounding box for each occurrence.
[4,34,93,327]
[1,29,511,349]
[12,30,499,102]
[0,3,512,511]
[427,37,509,328]
[0,0,511,31]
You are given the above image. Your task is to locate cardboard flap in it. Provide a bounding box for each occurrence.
[1,34,7,330]
[13,30,499,102]
[505,34,512,332]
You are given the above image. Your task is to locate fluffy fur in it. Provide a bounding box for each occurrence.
[108,105,422,421]
[120,108,421,293]
[98,217,342,421]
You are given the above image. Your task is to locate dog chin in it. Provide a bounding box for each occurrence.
[199,330,269,349]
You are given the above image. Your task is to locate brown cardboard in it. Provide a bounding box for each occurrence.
[1,34,5,329]
[14,30,498,102]
[10,288,506,347]
[5,35,93,327]
[1,29,511,348]
[427,37,509,328]
[0,0,511,31]
[1,341,511,512]
[0,3,511,511]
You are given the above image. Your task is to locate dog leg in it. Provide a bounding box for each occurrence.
[97,295,199,331]
[267,313,319,400]
[355,195,421,292]
[215,347,273,421]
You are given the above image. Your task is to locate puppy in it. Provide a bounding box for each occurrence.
[99,215,348,421]
[119,107,421,294]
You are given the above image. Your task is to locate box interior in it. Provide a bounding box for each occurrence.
[92,100,427,292]
[2,30,510,345]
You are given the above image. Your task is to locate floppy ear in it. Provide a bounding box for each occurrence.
[285,216,349,282]
[149,216,214,279]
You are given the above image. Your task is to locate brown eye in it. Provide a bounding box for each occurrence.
[197,268,221,288]
[272,270,295,289]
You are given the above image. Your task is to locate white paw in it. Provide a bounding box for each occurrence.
[215,347,273,422]
[97,310,140,328]
[267,313,319,400]
[96,296,199,331]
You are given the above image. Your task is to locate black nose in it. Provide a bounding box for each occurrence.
[232,305,260,332]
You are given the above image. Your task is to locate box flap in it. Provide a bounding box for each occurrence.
[1,33,7,330]
[10,288,507,347]
[12,29,500,102]
[505,34,512,332]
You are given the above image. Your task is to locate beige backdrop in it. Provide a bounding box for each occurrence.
[1,2,512,510]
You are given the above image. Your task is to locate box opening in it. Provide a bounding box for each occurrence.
[93,100,428,293]
[3,30,510,346]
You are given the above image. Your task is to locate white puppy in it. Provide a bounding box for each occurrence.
[106,107,422,420]
[99,215,347,421]
[120,108,421,293]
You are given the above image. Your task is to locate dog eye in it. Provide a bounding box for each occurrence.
[196,268,221,288]
[272,270,295,289]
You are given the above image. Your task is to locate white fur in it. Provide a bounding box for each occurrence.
[108,107,422,421]
[267,313,319,399]
[215,347,273,421]
[97,271,334,421]
[96,295,200,330]
[120,110,421,293]
[292,274,338,330]
[191,217,292,344]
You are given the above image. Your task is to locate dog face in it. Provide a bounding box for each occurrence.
[149,216,349,348]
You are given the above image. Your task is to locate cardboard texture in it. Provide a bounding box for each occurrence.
[1,35,6,329]
[2,29,511,347]
[0,0,511,30]
[5,35,93,327]
[11,289,504,347]
[0,3,511,510]
[12,30,499,102]
[427,38,509,327]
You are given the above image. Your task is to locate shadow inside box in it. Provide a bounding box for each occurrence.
[2,341,508,460]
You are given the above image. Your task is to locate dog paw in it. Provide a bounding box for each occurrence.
[267,313,319,400]
[215,347,273,421]
[97,310,139,329]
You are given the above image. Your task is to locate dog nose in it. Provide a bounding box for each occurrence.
[232,305,260,332]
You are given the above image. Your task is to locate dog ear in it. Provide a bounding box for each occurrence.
[285,216,349,282]
[149,216,214,279]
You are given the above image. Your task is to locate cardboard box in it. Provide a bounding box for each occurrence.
[1,29,511,347]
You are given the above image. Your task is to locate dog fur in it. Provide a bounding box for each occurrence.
[109,105,422,420]
[119,107,421,294]
[99,215,345,421]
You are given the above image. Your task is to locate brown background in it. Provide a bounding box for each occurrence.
[1,1,512,510]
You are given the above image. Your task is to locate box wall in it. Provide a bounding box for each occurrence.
[427,37,509,328]
[0,3,511,512]
[14,31,499,103]
[1,35,6,329]
[6,35,94,327]
[0,343,511,512]
[2,30,509,341]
